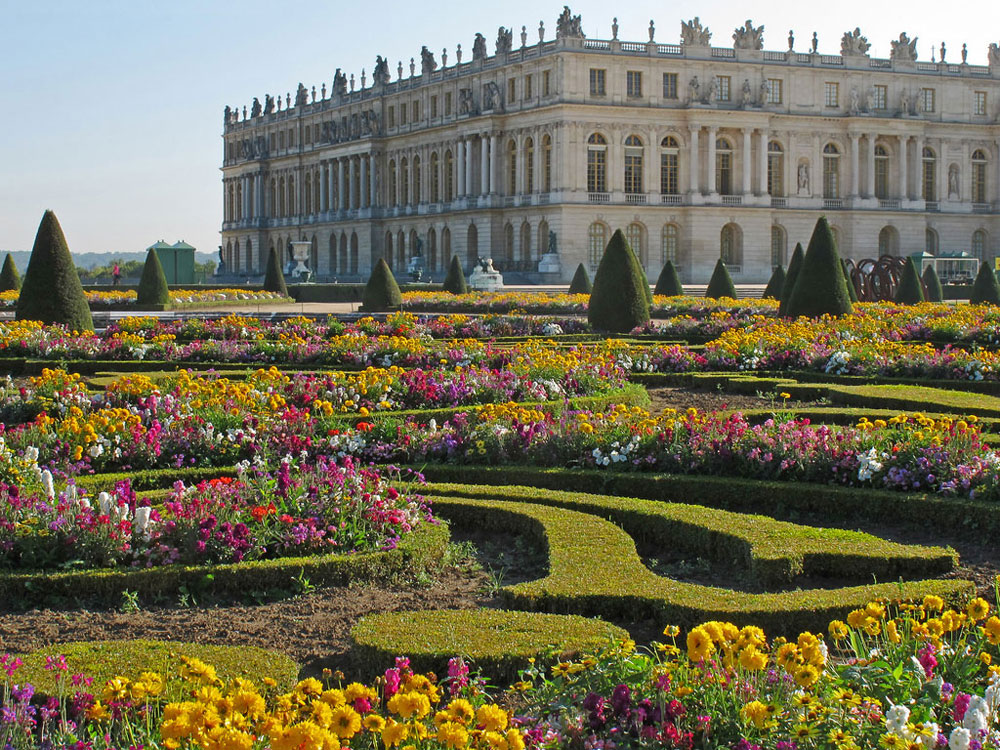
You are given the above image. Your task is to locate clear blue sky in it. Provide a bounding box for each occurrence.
[1,0,996,257]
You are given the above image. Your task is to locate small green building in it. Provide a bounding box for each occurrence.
[147,240,196,284]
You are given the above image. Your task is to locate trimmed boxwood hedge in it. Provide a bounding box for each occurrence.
[351,609,627,683]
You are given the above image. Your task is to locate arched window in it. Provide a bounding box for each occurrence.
[304,178,312,217]
[314,172,321,214]
[520,221,532,261]
[767,141,784,197]
[503,223,514,263]
[715,137,733,195]
[444,151,454,202]
[538,220,549,257]
[823,143,840,199]
[660,136,680,195]
[350,232,358,273]
[542,135,553,192]
[874,144,889,199]
[400,157,409,205]
[397,230,406,267]
[878,226,898,256]
[388,161,397,207]
[588,222,607,269]
[430,152,440,203]
[428,227,438,270]
[587,133,607,193]
[287,181,295,215]
[269,179,277,217]
[278,177,286,216]
[524,138,535,193]
[339,234,348,275]
[922,147,937,202]
[972,149,988,204]
[507,139,518,194]
[624,135,644,194]
[329,235,337,274]
[661,224,679,266]
[626,222,646,268]
[234,239,241,272]
[770,225,786,268]
[720,223,743,270]
[926,228,939,255]
[412,155,422,204]
[973,229,988,259]
[235,182,242,221]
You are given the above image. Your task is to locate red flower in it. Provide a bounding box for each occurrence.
[356,422,374,433]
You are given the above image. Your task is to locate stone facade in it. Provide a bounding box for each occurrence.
[221,12,1000,283]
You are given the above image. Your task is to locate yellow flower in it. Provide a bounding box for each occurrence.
[437,721,470,749]
[381,719,409,747]
[738,647,767,671]
[362,714,386,733]
[476,704,509,733]
[922,595,944,612]
[828,620,849,641]
[795,664,821,688]
[968,597,990,621]
[330,705,361,739]
[740,700,775,730]
[686,626,715,662]
[983,616,1000,645]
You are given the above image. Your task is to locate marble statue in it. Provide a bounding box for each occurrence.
[556,6,584,39]
[472,33,487,61]
[812,32,818,53]
[706,77,717,104]
[681,17,711,46]
[483,81,502,111]
[420,46,437,75]
[264,94,275,114]
[333,69,347,99]
[733,20,764,50]
[223,105,231,125]
[496,26,513,55]
[688,76,700,103]
[758,79,768,107]
[949,164,960,199]
[648,20,655,42]
[941,41,947,62]
[295,83,308,108]
[373,57,390,87]
[797,163,810,193]
[900,89,911,115]
[849,87,861,115]
[521,26,527,47]
[742,79,753,108]
[962,44,968,64]
[611,17,618,40]
[890,32,918,62]
[990,43,1000,68]
[788,29,794,51]
[840,28,870,57]
[251,97,261,118]
[459,88,475,115]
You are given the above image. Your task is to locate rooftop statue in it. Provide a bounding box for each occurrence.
[890,32,918,62]
[250,97,262,118]
[472,33,487,61]
[733,19,764,50]
[556,7,584,39]
[496,26,513,55]
[332,69,348,99]
[989,43,1000,68]
[373,56,390,87]
[840,27,871,57]
[294,83,308,108]
[420,45,437,75]
[681,17,711,46]
[223,105,231,125]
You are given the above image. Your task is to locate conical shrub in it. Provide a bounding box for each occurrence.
[16,211,93,331]
[969,261,1000,305]
[442,255,468,295]
[362,258,403,311]
[778,243,805,317]
[653,260,684,296]
[841,260,859,303]
[568,263,592,295]
[587,229,650,333]
[893,258,925,305]
[705,258,737,299]
[785,217,854,318]
[762,265,785,300]
[922,264,944,303]
[0,254,21,292]
[136,248,171,305]
[263,245,288,296]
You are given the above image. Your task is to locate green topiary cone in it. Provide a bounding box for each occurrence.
[568,263,593,295]
[15,211,93,331]
[922,264,944,303]
[442,254,468,295]
[778,243,805,317]
[262,245,288,296]
[705,258,737,299]
[362,258,403,311]
[785,217,854,318]
[0,253,21,292]
[969,261,1000,305]
[762,265,785,300]
[136,248,171,306]
[587,229,651,333]
[893,258,925,305]
[841,260,859,303]
[653,260,684,296]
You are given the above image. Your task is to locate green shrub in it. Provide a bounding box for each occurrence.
[894,258,926,305]
[778,243,805,317]
[762,266,785,300]
[568,263,593,294]
[970,261,1000,305]
[263,245,289,296]
[705,259,736,299]
[16,211,93,331]
[351,610,627,683]
[842,260,859,303]
[785,217,854,318]
[0,253,21,292]
[587,229,650,333]
[361,258,403,311]
[653,260,684,297]
[442,255,469,295]
[922,264,944,302]
[136,248,171,306]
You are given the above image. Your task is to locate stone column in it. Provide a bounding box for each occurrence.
[370,155,378,207]
[457,139,466,197]
[350,158,359,209]
[535,128,544,194]
[706,127,717,195]
[490,134,500,194]
[937,140,948,203]
[914,137,925,199]
[899,136,908,200]
[360,156,369,208]
[758,130,768,195]
[320,164,328,211]
[688,126,700,193]
[480,134,490,195]
[742,129,752,195]
[867,133,876,198]
[328,162,336,211]
[849,134,860,197]
[339,159,347,210]
[256,174,263,217]
[465,137,475,196]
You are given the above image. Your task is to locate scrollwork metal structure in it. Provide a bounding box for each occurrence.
[844,255,917,301]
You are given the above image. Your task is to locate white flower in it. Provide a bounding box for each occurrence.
[963,707,988,734]
[919,723,939,749]
[949,727,971,750]
[24,446,39,463]
[133,506,152,540]
[885,704,910,735]
[428,419,437,431]
[40,470,55,499]
[97,491,111,516]
[88,443,104,459]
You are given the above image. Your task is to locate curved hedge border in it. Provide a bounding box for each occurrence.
[351,609,628,683]
[430,493,970,635]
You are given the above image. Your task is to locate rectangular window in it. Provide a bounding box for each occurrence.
[543,70,551,96]
[399,103,407,126]
[411,100,419,121]
[589,68,606,96]
[587,150,607,192]
[921,88,935,112]
[430,95,438,118]
[873,84,887,110]
[662,73,678,100]
[508,78,516,103]
[766,78,782,105]
[660,152,679,194]
[304,127,311,145]
[525,74,533,99]
[627,71,642,98]
[279,131,285,150]
[824,82,839,108]
[975,91,987,116]
[922,159,936,201]
[445,92,452,115]
[288,129,295,147]
[716,76,731,102]
[823,156,840,198]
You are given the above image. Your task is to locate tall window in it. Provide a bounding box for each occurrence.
[660,136,680,195]
[874,145,889,199]
[445,92,452,115]
[503,223,514,262]
[771,226,786,268]
[823,143,841,198]
[974,92,988,116]
[766,79,783,105]
[767,141,784,196]
[716,138,733,195]
[720,224,742,269]
[661,224,679,266]
[926,228,939,255]
[543,70,551,96]
[520,222,532,261]
[412,155,422,204]
[525,74,533,99]
[972,149,987,204]
[627,71,642,98]
[507,139,518,194]
[542,135,552,192]
[922,147,937,201]
[626,223,646,268]
[878,226,897,256]
[444,150,454,201]
[872,85,887,110]
[588,222,607,269]
[507,78,516,103]
[400,157,409,205]
[921,88,936,113]
[663,73,678,100]
[589,69,606,96]
[430,96,438,118]
[824,82,839,108]
[716,76,731,102]
[587,133,608,193]
[524,138,535,193]
[624,135,644,194]
[972,230,987,259]
[430,152,440,202]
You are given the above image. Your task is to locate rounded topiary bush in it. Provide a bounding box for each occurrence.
[362,258,403,311]
[785,217,854,318]
[16,211,93,331]
[568,263,593,295]
[0,254,21,292]
[970,261,1000,305]
[894,258,926,305]
[762,265,785,300]
[778,243,805,317]
[922,264,944,303]
[442,254,468,295]
[136,248,170,306]
[262,245,289,296]
[587,229,651,333]
[705,258,736,299]
[351,609,628,683]
[653,260,684,297]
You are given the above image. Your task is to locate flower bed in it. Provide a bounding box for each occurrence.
[0,288,291,310]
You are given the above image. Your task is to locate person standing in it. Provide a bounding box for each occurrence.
[112,262,121,287]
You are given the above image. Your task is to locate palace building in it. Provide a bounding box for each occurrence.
[220,9,1000,283]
